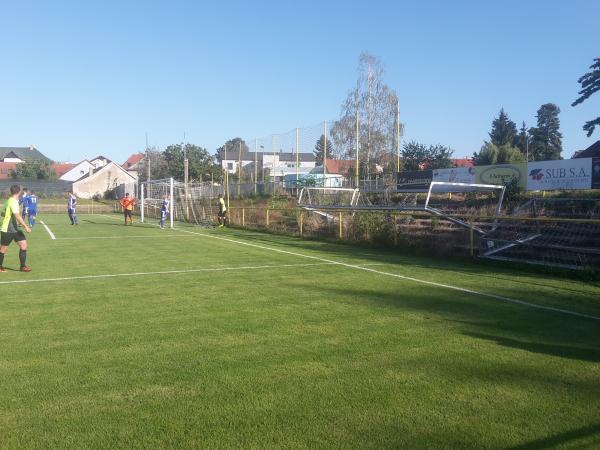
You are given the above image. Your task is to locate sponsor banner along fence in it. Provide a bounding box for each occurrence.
[397,170,433,191]
[397,158,597,191]
[527,159,592,191]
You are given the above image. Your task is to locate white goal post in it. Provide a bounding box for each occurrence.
[140,178,174,228]
[424,182,506,215]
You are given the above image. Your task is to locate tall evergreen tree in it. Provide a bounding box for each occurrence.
[489,108,517,146]
[572,57,600,137]
[313,134,334,167]
[515,121,529,159]
[529,104,563,161]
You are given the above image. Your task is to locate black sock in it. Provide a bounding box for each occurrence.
[19,250,26,268]
[0,252,4,267]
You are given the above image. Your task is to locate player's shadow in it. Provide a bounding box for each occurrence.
[507,423,600,449]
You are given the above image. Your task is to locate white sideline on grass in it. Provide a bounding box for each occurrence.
[172,227,600,322]
[39,221,56,240]
[58,235,193,240]
[0,262,335,285]
[91,213,600,321]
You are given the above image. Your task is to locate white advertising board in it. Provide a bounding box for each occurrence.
[526,159,592,191]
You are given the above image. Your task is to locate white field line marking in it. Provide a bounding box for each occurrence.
[39,221,56,240]
[0,262,334,285]
[173,227,600,322]
[58,234,192,240]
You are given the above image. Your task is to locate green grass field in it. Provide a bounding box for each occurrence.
[1,213,599,449]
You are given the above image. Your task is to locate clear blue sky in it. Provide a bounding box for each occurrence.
[1,0,598,163]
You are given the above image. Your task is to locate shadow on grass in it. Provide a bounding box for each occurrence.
[295,283,600,364]
[218,228,600,288]
[508,423,600,449]
[465,332,600,363]
[81,218,155,228]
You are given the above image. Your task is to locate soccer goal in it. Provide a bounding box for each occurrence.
[140,178,223,228]
[140,178,174,228]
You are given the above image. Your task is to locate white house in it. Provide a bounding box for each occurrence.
[59,160,96,182]
[221,151,315,181]
[72,161,137,199]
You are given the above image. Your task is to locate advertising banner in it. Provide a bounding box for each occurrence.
[526,158,592,191]
[432,167,476,184]
[592,158,600,190]
[397,170,432,191]
[475,163,527,188]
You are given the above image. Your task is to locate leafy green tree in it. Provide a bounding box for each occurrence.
[402,141,454,171]
[138,146,169,182]
[473,142,525,165]
[515,121,530,159]
[528,103,563,160]
[11,161,57,180]
[313,134,335,166]
[489,108,517,146]
[164,143,217,182]
[572,57,600,137]
[215,138,249,163]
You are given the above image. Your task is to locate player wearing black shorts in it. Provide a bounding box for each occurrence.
[1,185,32,272]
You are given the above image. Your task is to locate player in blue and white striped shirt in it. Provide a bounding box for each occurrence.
[67,192,78,225]
[159,195,170,229]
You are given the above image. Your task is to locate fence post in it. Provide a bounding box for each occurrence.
[299,212,303,236]
[242,208,245,227]
[339,211,343,239]
[266,209,269,227]
[469,217,474,257]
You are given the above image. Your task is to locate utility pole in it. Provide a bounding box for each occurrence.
[238,140,242,197]
[355,111,359,188]
[272,134,277,191]
[183,133,189,221]
[323,120,327,177]
[396,99,401,173]
[295,128,300,196]
[224,143,230,211]
[254,138,258,196]
[145,132,151,184]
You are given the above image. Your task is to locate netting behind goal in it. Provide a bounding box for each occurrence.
[141,178,224,228]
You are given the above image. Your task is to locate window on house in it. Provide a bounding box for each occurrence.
[227,163,234,170]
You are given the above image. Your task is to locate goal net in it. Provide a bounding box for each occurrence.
[140,178,174,228]
[140,178,223,228]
